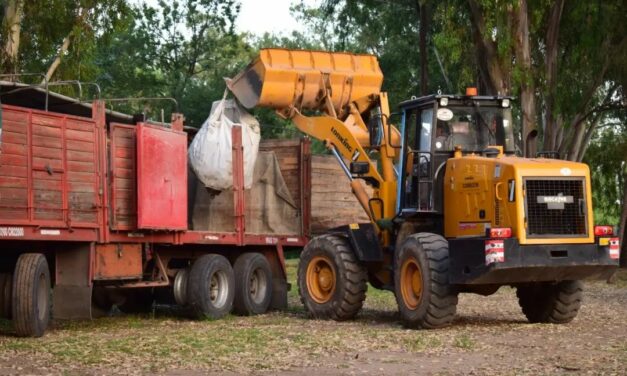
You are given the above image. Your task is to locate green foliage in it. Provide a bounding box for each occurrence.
[93,0,252,127]
[16,0,131,86]
[584,124,626,225]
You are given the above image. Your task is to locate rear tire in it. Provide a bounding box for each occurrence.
[395,233,458,329]
[516,280,583,324]
[12,254,51,337]
[187,254,234,319]
[297,234,367,321]
[233,253,272,316]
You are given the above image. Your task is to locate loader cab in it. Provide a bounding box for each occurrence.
[396,93,515,216]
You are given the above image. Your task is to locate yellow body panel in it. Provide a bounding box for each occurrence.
[444,153,594,245]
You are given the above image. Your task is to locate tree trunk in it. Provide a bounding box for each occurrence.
[417,1,431,96]
[2,0,24,74]
[511,0,537,157]
[468,0,509,95]
[542,0,564,153]
[43,34,72,83]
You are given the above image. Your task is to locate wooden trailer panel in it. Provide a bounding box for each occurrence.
[0,105,99,228]
[109,123,137,230]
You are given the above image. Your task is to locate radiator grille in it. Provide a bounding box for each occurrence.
[525,178,587,237]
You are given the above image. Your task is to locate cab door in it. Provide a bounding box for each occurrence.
[398,103,435,214]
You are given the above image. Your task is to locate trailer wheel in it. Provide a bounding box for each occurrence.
[395,233,458,329]
[298,234,367,321]
[516,280,583,324]
[0,273,13,319]
[233,253,272,316]
[187,254,234,319]
[12,254,51,337]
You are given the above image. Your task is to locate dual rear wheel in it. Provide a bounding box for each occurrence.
[186,252,273,319]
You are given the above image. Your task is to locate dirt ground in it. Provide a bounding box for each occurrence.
[0,263,625,376]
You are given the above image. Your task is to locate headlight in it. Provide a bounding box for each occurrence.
[439,97,448,107]
[501,99,510,108]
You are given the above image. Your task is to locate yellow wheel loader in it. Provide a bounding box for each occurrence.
[229,48,620,328]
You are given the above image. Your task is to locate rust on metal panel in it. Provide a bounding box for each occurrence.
[94,243,142,280]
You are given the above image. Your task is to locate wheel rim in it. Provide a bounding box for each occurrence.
[209,270,229,308]
[306,255,336,304]
[400,257,422,310]
[249,268,268,305]
[37,273,48,321]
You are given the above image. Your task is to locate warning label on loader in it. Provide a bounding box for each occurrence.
[485,240,505,265]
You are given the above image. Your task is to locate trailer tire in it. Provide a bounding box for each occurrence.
[233,253,272,316]
[187,254,234,320]
[12,254,51,337]
[516,280,583,324]
[395,233,458,329]
[298,234,367,321]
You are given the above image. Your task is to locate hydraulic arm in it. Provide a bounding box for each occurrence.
[228,48,400,238]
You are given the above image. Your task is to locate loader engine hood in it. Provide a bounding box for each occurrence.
[443,154,594,245]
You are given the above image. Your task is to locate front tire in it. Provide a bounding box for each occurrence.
[395,233,458,329]
[12,254,51,337]
[298,235,367,321]
[187,254,234,319]
[516,280,583,324]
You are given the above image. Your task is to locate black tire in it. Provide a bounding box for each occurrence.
[187,254,235,319]
[117,289,154,314]
[12,253,51,337]
[516,280,583,324]
[395,233,458,329]
[233,253,273,316]
[0,273,13,319]
[297,234,367,321]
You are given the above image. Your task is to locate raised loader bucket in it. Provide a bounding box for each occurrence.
[228,48,383,115]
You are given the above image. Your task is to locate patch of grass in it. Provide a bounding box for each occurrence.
[364,285,396,311]
[454,333,475,350]
[403,334,443,352]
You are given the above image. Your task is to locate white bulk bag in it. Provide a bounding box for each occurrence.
[188,95,260,190]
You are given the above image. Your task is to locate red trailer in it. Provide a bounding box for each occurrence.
[0,85,311,337]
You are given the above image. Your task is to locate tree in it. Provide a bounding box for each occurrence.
[1,0,24,74]
[1,0,130,87]
[95,0,249,127]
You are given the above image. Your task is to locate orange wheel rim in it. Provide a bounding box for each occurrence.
[306,255,336,304]
[400,257,422,310]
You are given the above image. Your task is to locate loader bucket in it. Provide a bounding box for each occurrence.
[228,48,383,114]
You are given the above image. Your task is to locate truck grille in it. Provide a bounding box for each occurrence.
[524,178,587,237]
